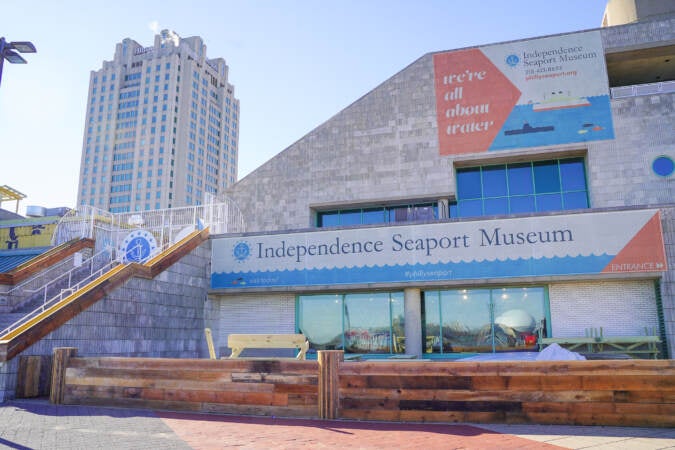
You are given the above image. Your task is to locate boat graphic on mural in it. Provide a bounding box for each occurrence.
[531,90,591,112]
[578,122,604,134]
[504,122,555,136]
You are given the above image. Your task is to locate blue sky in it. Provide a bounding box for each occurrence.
[0,0,608,214]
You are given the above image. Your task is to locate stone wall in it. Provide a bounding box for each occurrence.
[0,240,211,402]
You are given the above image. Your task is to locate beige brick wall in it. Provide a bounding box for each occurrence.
[549,279,658,337]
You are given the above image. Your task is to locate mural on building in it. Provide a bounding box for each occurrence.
[434,30,614,155]
[0,223,55,249]
[211,209,666,289]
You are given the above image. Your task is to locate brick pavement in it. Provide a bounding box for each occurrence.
[1,400,674,449]
[157,412,564,449]
[0,400,190,449]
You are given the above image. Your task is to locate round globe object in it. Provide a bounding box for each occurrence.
[495,309,536,333]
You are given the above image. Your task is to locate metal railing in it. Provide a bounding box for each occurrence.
[1,247,94,311]
[51,199,245,257]
[0,257,119,337]
[0,246,114,314]
[0,199,244,338]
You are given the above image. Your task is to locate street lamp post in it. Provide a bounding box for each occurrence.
[0,37,37,88]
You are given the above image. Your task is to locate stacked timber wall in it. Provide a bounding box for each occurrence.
[56,350,675,427]
[62,355,318,417]
[338,360,675,427]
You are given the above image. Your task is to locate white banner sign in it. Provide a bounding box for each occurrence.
[211,209,666,289]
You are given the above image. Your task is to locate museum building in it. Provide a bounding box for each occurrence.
[205,10,675,359]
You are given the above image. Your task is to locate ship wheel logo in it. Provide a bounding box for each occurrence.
[233,241,251,262]
[119,230,158,263]
[506,54,520,67]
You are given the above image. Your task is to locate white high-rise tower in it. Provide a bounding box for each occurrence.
[77,30,239,212]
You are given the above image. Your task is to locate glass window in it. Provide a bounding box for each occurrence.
[298,294,345,352]
[537,193,562,211]
[457,199,482,217]
[482,165,507,198]
[507,163,534,195]
[339,209,361,226]
[533,161,560,194]
[455,158,588,217]
[298,292,404,355]
[388,205,411,223]
[509,195,535,213]
[424,287,548,354]
[344,293,393,354]
[456,168,481,199]
[411,204,437,221]
[319,212,339,227]
[484,197,508,216]
[563,191,588,210]
[317,202,438,228]
[559,159,586,191]
[362,208,385,225]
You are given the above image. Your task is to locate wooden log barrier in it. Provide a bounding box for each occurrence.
[17,355,52,398]
[318,350,343,419]
[50,347,77,404]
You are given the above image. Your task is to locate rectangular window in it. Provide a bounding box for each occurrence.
[424,287,549,354]
[297,292,404,356]
[453,157,588,217]
[317,202,438,228]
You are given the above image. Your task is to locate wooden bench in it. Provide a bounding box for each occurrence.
[227,333,309,360]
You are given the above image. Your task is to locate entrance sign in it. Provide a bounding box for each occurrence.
[211,209,666,289]
[433,30,614,155]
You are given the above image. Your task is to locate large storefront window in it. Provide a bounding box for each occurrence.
[452,158,588,218]
[317,203,438,227]
[297,292,404,355]
[424,287,549,354]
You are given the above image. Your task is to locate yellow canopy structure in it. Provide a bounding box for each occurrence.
[0,185,27,213]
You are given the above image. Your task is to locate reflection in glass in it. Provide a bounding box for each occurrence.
[298,292,404,355]
[344,293,391,353]
[441,290,492,353]
[298,294,343,351]
[492,287,545,351]
[424,287,547,354]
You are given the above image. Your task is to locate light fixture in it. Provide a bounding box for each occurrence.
[0,37,37,87]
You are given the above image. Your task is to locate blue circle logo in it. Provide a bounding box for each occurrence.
[652,156,674,177]
[233,241,250,261]
[506,54,520,67]
[119,230,157,263]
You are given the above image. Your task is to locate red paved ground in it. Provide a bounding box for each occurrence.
[158,413,565,449]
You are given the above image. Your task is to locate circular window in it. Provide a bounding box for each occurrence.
[652,156,674,177]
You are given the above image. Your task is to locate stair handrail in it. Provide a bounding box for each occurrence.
[4,248,93,296]
[0,228,207,338]
[2,247,113,312]
[0,258,120,337]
